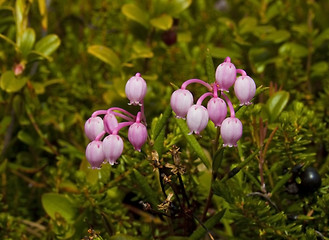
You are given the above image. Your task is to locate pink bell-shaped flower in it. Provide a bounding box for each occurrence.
[125,73,147,105]
[207,97,227,127]
[128,122,148,151]
[170,89,194,118]
[103,112,119,134]
[186,105,209,134]
[84,116,104,141]
[85,141,105,169]
[102,134,124,165]
[215,59,236,92]
[220,117,243,147]
[234,76,256,106]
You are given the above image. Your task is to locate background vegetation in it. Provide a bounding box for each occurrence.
[1,0,329,239]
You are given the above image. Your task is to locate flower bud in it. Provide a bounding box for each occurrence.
[220,117,242,147]
[234,75,256,105]
[186,105,209,134]
[128,123,148,151]
[125,73,147,105]
[215,61,236,92]
[207,97,227,127]
[103,134,124,165]
[103,112,119,134]
[170,89,194,118]
[85,141,105,169]
[84,117,104,141]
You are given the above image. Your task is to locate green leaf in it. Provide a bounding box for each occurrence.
[0,71,28,93]
[41,193,77,223]
[265,91,290,123]
[211,47,241,60]
[271,172,292,195]
[189,209,226,240]
[132,169,159,209]
[212,148,224,176]
[153,127,165,159]
[165,237,189,240]
[279,42,308,58]
[34,34,60,57]
[0,116,11,135]
[130,42,154,60]
[264,30,291,43]
[153,105,172,140]
[0,159,7,174]
[150,14,173,30]
[19,28,35,57]
[314,28,329,47]
[0,33,17,49]
[167,0,192,16]
[121,3,149,27]
[109,234,143,240]
[88,45,121,68]
[175,118,211,169]
[17,130,35,146]
[205,48,215,84]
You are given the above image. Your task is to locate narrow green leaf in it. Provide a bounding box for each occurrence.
[205,48,215,83]
[265,91,290,123]
[153,105,172,140]
[212,148,224,175]
[34,34,60,57]
[88,45,121,68]
[19,28,35,57]
[153,127,165,159]
[189,209,226,240]
[150,14,173,30]
[132,169,159,209]
[0,33,17,48]
[175,118,211,169]
[121,3,149,27]
[0,71,28,93]
[271,172,292,195]
[101,212,115,237]
[41,193,77,223]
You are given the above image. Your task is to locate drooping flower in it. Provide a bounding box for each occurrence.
[215,59,236,92]
[84,116,104,141]
[186,105,209,134]
[170,89,194,118]
[103,112,119,134]
[234,75,256,105]
[125,73,147,105]
[85,141,105,169]
[220,117,243,147]
[128,122,148,151]
[207,97,227,127]
[102,134,124,165]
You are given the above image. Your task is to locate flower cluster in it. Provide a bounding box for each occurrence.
[170,57,256,147]
[84,73,148,169]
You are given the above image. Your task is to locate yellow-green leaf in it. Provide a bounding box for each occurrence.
[122,3,149,27]
[88,45,121,68]
[19,28,35,57]
[35,34,60,57]
[41,193,77,223]
[150,14,173,30]
[0,71,28,93]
